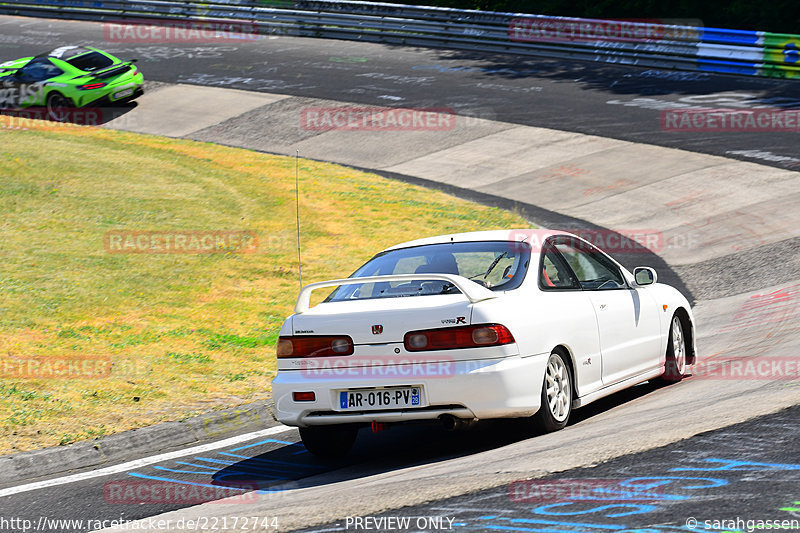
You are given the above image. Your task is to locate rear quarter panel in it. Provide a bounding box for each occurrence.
[470,286,604,397]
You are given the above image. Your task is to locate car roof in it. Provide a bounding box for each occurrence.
[46,46,94,60]
[382,228,572,252]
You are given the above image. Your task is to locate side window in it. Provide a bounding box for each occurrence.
[539,243,580,290]
[553,239,626,290]
[18,59,63,82]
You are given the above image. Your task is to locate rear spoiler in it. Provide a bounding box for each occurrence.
[91,62,135,80]
[68,62,135,83]
[294,273,497,314]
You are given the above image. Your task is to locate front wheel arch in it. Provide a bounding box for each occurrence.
[657,311,690,383]
[672,307,695,365]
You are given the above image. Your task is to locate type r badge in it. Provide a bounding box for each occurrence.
[371,325,383,335]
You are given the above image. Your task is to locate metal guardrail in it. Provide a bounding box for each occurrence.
[0,0,798,79]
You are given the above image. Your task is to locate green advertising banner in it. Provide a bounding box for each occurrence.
[763,32,800,78]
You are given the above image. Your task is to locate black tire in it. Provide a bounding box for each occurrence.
[299,424,358,458]
[46,92,73,122]
[657,314,688,383]
[532,350,573,433]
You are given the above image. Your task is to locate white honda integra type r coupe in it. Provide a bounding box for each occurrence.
[272,229,695,457]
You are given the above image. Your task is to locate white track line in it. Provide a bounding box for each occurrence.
[0,425,293,498]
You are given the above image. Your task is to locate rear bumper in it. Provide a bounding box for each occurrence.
[80,73,144,107]
[272,354,548,427]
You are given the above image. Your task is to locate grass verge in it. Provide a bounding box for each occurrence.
[0,116,529,454]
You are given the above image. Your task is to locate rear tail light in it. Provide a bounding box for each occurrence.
[277,336,354,358]
[404,324,515,351]
[78,82,107,90]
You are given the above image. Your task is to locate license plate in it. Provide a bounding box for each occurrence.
[339,387,421,410]
[113,88,134,99]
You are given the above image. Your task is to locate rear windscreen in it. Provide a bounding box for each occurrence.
[326,241,531,302]
[66,51,114,72]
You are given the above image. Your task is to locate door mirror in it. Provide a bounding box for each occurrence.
[633,267,657,286]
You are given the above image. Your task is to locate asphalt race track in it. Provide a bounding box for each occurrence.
[300,405,800,533]
[0,14,799,533]
[1,16,800,170]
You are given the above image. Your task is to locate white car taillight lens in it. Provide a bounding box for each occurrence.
[276,338,294,357]
[406,334,428,349]
[331,338,352,353]
[404,324,514,352]
[472,326,501,344]
[276,336,354,358]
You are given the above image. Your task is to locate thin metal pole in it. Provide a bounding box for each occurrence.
[295,150,303,289]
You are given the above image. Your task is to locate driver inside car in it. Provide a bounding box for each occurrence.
[414,253,459,275]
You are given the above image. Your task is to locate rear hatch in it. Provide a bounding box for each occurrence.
[279,293,492,373]
[292,294,472,345]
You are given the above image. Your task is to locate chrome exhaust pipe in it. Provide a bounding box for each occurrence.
[440,414,476,431]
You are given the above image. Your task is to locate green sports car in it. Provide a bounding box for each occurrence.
[0,45,143,121]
